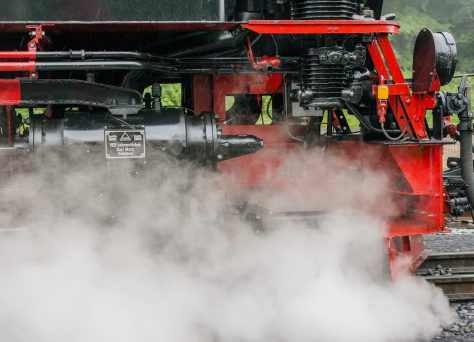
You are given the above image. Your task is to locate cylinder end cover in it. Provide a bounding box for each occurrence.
[413,28,457,92]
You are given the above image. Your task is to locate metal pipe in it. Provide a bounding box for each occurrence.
[0,50,297,74]
[458,80,474,220]
[460,126,474,220]
[326,110,333,136]
[36,61,178,73]
[5,106,14,147]
[0,51,36,59]
[0,50,252,65]
[0,61,35,72]
[34,60,268,75]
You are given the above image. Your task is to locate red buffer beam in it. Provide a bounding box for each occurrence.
[242,20,400,35]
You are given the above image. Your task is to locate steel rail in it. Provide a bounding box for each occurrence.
[416,252,474,301]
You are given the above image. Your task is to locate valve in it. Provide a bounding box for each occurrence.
[375,82,389,123]
[246,36,280,73]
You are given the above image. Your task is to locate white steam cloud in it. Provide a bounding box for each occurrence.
[0,151,453,342]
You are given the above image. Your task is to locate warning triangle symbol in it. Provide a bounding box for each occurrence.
[120,132,132,142]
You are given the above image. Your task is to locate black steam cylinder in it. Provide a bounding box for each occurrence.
[296,45,366,109]
[29,110,263,166]
[289,0,369,110]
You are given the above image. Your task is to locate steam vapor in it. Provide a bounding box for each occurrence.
[0,152,453,342]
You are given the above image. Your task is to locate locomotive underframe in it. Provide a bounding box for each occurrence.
[0,17,455,277]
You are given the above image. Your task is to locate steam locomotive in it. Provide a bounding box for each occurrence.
[0,0,468,274]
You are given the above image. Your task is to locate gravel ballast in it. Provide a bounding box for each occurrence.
[425,225,474,342]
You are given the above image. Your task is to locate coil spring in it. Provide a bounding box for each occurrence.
[301,48,346,101]
[290,0,361,20]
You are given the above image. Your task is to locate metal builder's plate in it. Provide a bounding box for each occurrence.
[105,128,145,159]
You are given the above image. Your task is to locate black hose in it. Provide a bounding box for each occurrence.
[381,122,408,141]
[345,102,404,135]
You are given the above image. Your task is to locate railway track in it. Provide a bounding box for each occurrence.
[416,252,474,301]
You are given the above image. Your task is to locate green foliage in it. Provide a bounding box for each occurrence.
[159,84,182,107]
[384,0,474,73]
[143,84,182,107]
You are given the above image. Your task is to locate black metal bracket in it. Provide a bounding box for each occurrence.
[334,109,352,135]
[20,79,142,115]
[457,75,473,132]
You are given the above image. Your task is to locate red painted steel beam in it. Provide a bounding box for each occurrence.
[193,74,213,114]
[377,36,406,83]
[377,35,429,139]
[366,40,389,79]
[212,73,282,120]
[242,20,400,35]
[0,62,36,72]
[0,80,21,105]
[367,36,431,140]
[366,39,414,137]
[384,84,411,96]
[0,51,36,59]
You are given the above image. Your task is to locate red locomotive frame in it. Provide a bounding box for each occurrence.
[0,20,448,276]
[205,20,444,275]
